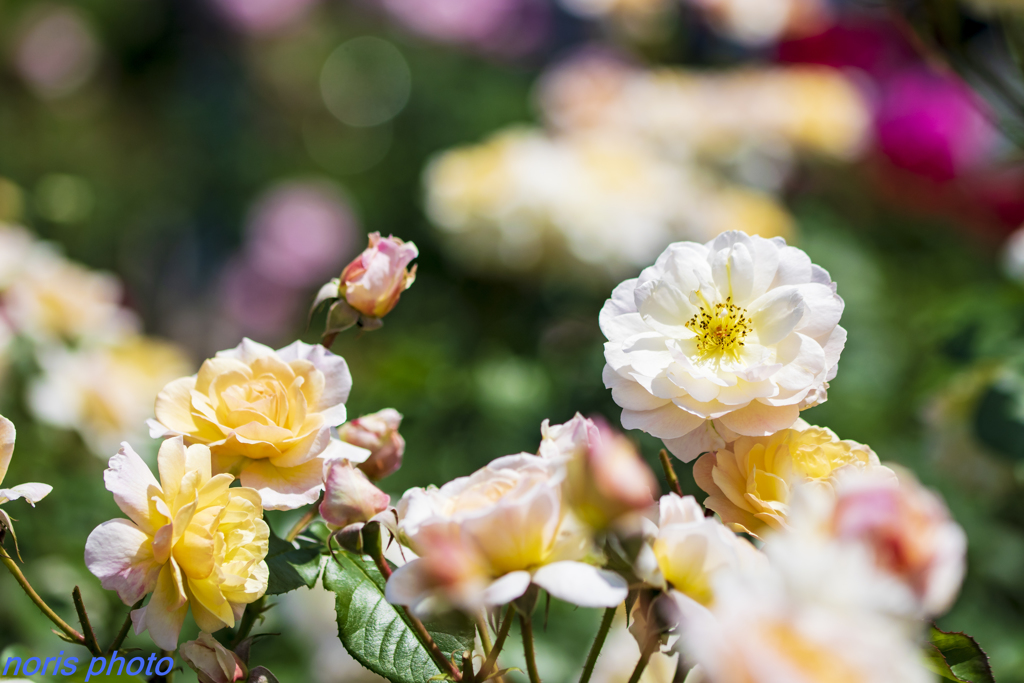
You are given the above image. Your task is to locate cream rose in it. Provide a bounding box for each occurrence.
[150,338,366,510]
[601,231,845,462]
[386,454,627,615]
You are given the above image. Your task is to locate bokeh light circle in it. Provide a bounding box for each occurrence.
[320,37,412,128]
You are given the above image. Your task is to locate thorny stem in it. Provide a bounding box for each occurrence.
[659,450,683,497]
[626,638,658,683]
[0,545,88,650]
[230,596,266,648]
[367,539,462,680]
[578,606,616,683]
[106,599,144,656]
[520,612,542,683]
[285,495,323,543]
[72,586,102,656]
[479,605,515,681]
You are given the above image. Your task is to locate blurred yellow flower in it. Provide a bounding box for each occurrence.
[29,336,193,456]
[85,438,269,650]
[694,423,886,537]
[645,494,764,606]
[151,338,363,510]
[5,245,138,344]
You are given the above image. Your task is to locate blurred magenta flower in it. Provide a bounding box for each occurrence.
[376,0,549,56]
[875,68,996,182]
[210,0,320,34]
[14,6,100,99]
[245,181,359,289]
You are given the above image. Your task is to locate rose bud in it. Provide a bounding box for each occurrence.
[339,408,406,481]
[339,232,418,320]
[320,458,391,530]
[540,413,657,529]
[180,633,247,683]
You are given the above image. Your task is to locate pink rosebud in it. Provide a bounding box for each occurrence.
[320,458,391,529]
[540,413,657,529]
[339,232,418,319]
[338,408,406,481]
[180,633,247,683]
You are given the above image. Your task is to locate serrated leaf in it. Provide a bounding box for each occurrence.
[322,548,475,683]
[925,626,995,683]
[266,528,326,595]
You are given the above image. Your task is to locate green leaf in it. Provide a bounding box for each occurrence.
[925,626,995,683]
[265,528,326,595]
[322,548,475,683]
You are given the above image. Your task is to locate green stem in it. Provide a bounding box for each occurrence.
[230,596,265,648]
[579,606,616,683]
[367,540,461,680]
[520,612,542,683]
[285,496,323,543]
[659,450,683,497]
[161,651,175,683]
[106,600,143,656]
[72,587,103,656]
[0,545,87,649]
[626,639,657,683]
[479,605,514,681]
[477,613,494,657]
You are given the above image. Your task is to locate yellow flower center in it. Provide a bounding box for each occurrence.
[686,297,751,362]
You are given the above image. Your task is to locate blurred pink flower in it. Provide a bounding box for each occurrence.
[245,181,359,289]
[14,6,100,99]
[210,0,320,34]
[875,68,996,182]
[377,0,549,56]
[220,258,303,338]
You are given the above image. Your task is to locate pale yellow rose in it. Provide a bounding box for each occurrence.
[151,338,364,510]
[5,245,138,343]
[29,336,193,456]
[387,454,627,615]
[694,424,886,537]
[644,494,764,606]
[85,438,269,650]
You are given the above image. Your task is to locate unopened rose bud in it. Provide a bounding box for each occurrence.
[320,458,391,530]
[339,232,418,319]
[339,409,406,481]
[180,633,247,683]
[540,413,657,529]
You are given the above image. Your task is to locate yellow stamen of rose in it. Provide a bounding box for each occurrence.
[686,296,751,362]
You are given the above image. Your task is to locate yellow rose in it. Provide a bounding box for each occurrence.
[151,338,361,510]
[85,438,269,650]
[694,424,883,537]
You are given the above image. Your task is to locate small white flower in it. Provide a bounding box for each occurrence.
[601,231,845,461]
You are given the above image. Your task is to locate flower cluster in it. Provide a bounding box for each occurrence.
[423,55,868,277]
[0,223,192,456]
[5,229,972,683]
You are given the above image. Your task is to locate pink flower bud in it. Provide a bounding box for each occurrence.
[320,458,391,529]
[339,408,406,481]
[180,633,247,683]
[338,232,418,319]
[540,413,657,529]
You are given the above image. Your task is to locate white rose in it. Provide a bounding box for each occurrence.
[601,231,845,461]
